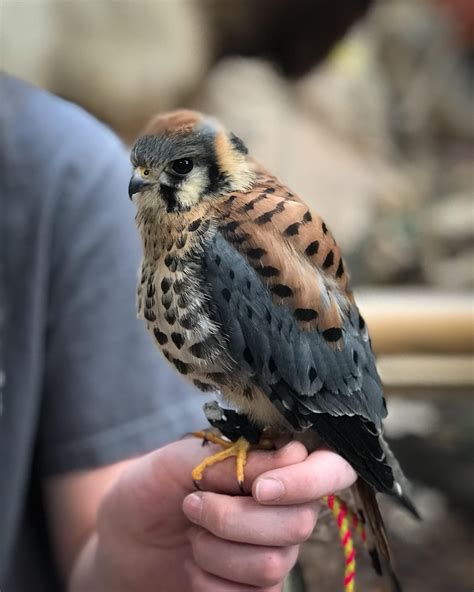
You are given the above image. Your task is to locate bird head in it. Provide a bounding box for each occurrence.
[129,110,255,213]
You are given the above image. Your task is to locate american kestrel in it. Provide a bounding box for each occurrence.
[129,110,417,591]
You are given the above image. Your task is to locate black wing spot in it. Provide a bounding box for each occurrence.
[224,220,240,233]
[188,218,202,232]
[303,210,312,223]
[305,240,319,256]
[359,314,366,330]
[221,288,231,302]
[255,211,274,225]
[308,366,317,383]
[336,258,345,278]
[223,194,237,206]
[264,187,276,194]
[246,280,251,291]
[233,232,251,245]
[284,222,300,236]
[322,250,334,269]
[258,265,280,277]
[323,327,343,342]
[353,350,359,365]
[271,284,293,298]
[294,308,318,322]
[215,254,221,266]
[246,247,267,259]
[255,201,285,225]
[246,305,253,319]
[242,194,267,212]
[322,222,328,234]
[229,269,235,280]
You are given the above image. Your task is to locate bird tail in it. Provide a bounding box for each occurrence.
[351,479,402,592]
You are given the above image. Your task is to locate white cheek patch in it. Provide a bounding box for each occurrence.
[175,168,209,208]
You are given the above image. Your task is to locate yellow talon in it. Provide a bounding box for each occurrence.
[192,430,234,448]
[191,435,251,490]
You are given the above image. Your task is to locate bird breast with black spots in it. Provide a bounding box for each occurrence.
[136,217,233,390]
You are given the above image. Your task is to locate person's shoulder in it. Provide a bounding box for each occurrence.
[0,73,128,173]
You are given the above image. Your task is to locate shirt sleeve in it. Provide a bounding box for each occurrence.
[35,100,205,477]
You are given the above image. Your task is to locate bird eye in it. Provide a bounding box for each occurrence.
[171,158,194,175]
[143,169,150,176]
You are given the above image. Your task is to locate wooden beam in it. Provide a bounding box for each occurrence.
[377,354,474,393]
[356,289,474,355]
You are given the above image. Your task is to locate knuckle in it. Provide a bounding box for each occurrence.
[208,501,230,538]
[258,551,287,587]
[288,508,316,542]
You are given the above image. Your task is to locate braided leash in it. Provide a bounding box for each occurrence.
[323,494,367,592]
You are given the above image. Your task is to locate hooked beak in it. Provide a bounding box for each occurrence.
[128,174,152,200]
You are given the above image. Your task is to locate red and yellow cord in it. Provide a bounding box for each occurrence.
[323,494,367,592]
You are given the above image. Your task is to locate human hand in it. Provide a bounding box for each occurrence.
[70,438,356,592]
[184,444,357,591]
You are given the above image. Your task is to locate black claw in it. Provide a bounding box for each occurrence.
[193,479,202,490]
[238,480,245,494]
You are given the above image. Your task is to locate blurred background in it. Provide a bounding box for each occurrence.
[2,0,473,590]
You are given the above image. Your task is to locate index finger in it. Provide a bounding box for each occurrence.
[196,439,309,495]
[252,448,357,505]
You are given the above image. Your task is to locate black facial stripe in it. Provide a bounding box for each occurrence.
[230,133,248,155]
[160,184,180,213]
[204,156,230,195]
[207,162,221,194]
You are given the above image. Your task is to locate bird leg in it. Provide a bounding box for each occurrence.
[191,401,273,490]
[193,428,233,448]
[191,435,251,490]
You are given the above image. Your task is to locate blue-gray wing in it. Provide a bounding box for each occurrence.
[204,231,395,494]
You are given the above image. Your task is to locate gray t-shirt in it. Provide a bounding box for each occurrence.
[0,75,204,590]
